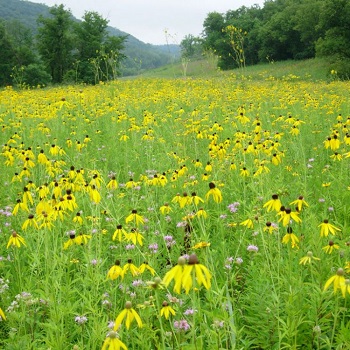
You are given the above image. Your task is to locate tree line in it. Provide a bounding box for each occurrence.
[180,0,350,78]
[0,4,126,87]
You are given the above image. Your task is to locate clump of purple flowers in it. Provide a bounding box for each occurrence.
[227,202,240,213]
[174,319,190,331]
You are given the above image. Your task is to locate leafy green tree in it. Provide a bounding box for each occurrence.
[74,11,126,83]
[180,34,202,59]
[4,19,36,67]
[202,12,234,70]
[37,4,74,83]
[0,21,16,85]
[316,0,350,78]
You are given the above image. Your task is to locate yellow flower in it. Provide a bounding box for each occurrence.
[160,301,176,319]
[192,242,211,249]
[106,176,118,190]
[322,240,340,254]
[290,196,309,212]
[63,233,78,250]
[101,331,127,350]
[277,207,301,226]
[299,251,320,265]
[240,218,254,229]
[191,192,204,206]
[163,256,186,294]
[324,268,346,296]
[139,262,155,276]
[281,228,299,248]
[318,220,341,237]
[125,228,144,246]
[196,208,207,218]
[123,259,140,277]
[107,260,124,280]
[0,307,6,321]
[22,214,39,230]
[263,194,282,212]
[263,222,277,234]
[75,233,91,245]
[160,203,172,215]
[182,254,212,294]
[7,231,26,249]
[125,210,144,226]
[114,301,143,330]
[205,182,222,203]
[113,225,127,241]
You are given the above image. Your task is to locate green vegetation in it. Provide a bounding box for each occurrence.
[140,57,331,82]
[1,73,350,349]
[0,0,179,83]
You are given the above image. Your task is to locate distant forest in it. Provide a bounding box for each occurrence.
[0,0,179,86]
[181,0,350,78]
[0,0,350,87]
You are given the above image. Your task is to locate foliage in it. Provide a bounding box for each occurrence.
[0,0,179,79]
[1,74,350,349]
[36,4,74,84]
[201,0,350,77]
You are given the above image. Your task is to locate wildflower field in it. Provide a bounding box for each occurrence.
[0,75,350,349]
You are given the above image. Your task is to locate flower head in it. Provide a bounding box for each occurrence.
[7,231,26,249]
[114,301,143,330]
[160,301,176,319]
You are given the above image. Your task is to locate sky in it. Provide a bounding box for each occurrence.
[29,0,265,45]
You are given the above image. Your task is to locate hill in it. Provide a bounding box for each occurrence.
[0,0,180,76]
[139,57,331,82]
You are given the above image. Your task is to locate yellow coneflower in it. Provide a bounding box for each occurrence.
[160,203,172,215]
[205,182,222,203]
[107,260,124,280]
[7,231,26,249]
[114,301,143,330]
[182,254,212,294]
[290,196,309,212]
[101,331,127,350]
[106,176,118,190]
[179,193,191,208]
[113,225,127,241]
[75,233,91,245]
[318,220,341,237]
[22,214,39,230]
[163,256,186,294]
[240,218,254,229]
[123,259,140,277]
[278,207,301,226]
[125,210,144,226]
[196,206,207,218]
[125,228,144,246]
[160,301,176,320]
[139,262,155,276]
[73,212,83,225]
[299,251,320,265]
[191,192,204,206]
[12,199,29,215]
[263,194,282,212]
[324,268,346,296]
[281,227,299,248]
[322,240,340,254]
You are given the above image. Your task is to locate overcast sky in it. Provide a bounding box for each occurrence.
[29,0,265,45]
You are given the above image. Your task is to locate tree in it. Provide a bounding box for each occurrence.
[316,0,350,78]
[74,11,126,83]
[37,5,74,83]
[0,21,16,85]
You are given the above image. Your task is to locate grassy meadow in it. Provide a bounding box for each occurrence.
[1,64,350,349]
